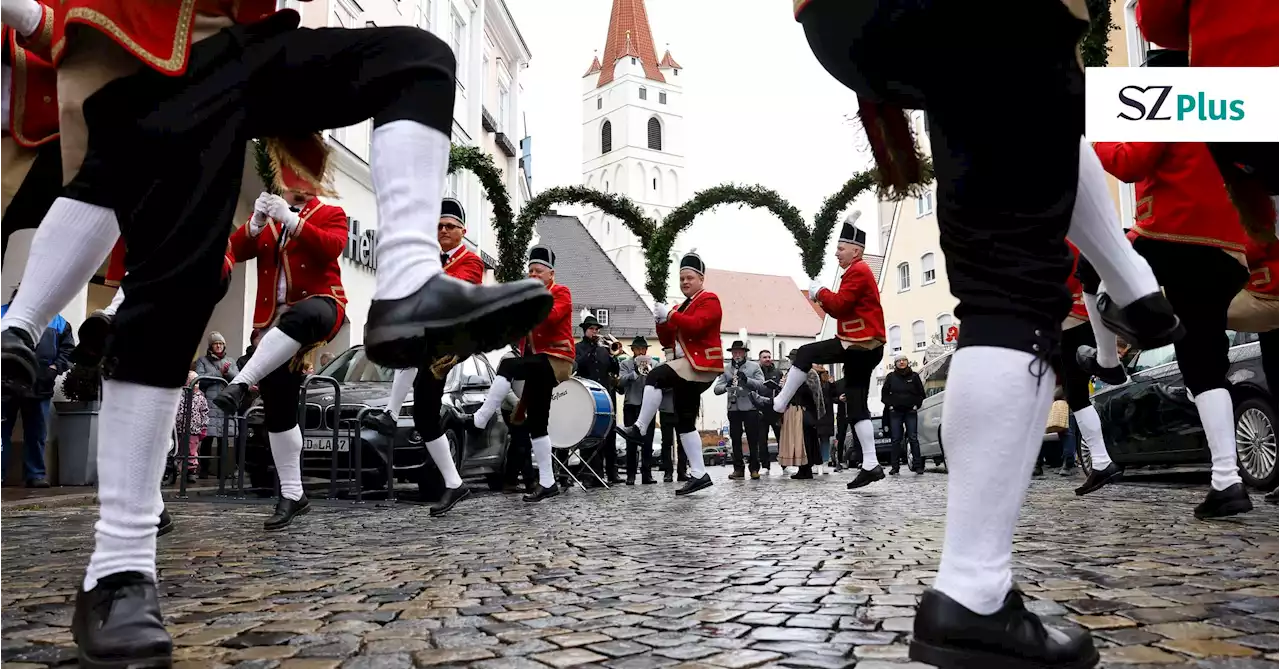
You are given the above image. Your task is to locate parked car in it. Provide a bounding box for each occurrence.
[243,345,509,501]
[1086,330,1276,489]
[703,445,729,467]
[845,415,896,465]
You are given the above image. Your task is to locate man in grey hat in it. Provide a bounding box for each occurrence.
[714,340,766,480]
[617,336,658,485]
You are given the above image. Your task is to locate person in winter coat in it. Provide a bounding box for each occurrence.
[814,365,837,474]
[1,288,73,487]
[174,371,209,484]
[880,353,925,474]
[193,332,240,461]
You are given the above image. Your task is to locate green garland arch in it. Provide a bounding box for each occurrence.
[511,185,657,284]
[1081,0,1118,68]
[447,144,514,274]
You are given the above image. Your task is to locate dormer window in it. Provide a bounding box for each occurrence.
[630,57,637,65]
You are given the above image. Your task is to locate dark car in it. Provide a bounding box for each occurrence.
[244,345,509,500]
[1086,330,1276,489]
[845,415,896,465]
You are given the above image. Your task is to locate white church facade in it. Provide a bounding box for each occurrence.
[579,0,684,301]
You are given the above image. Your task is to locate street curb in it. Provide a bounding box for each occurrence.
[1,485,225,512]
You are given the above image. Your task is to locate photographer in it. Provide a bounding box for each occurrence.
[575,314,622,484]
[617,336,657,484]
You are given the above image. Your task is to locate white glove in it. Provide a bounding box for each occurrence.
[1,0,42,37]
[249,193,273,235]
[653,302,671,323]
[264,194,300,237]
[808,280,823,302]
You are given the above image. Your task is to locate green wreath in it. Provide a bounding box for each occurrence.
[447,145,514,276]
[510,185,656,284]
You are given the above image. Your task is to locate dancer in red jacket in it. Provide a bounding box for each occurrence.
[470,246,576,502]
[616,251,724,496]
[767,216,888,490]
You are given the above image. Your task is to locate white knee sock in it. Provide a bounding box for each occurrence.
[772,368,809,414]
[1195,388,1242,491]
[472,376,510,428]
[634,386,662,435]
[84,380,180,591]
[230,329,302,387]
[269,427,304,501]
[854,419,877,470]
[531,435,555,488]
[934,347,1056,615]
[386,367,418,417]
[101,286,126,317]
[1069,138,1159,308]
[1081,292,1121,369]
[370,120,446,301]
[1074,405,1111,470]
[425,434,462,489]
[1,198,119,344]
[680,431,706,478]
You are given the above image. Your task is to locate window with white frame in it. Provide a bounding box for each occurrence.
[446,171,459,198]
[659,91,667,104]
[450,11,467,85]
[595,309,610,326]
[921,252,936,284]
[897,262,910,291]
[597,96,602,110]
[332,0,358,27]
[936,314,954,343]
[415,0,432,30]
[912,320,927,351]
[639,86,648,101]
[497,83,510,132]
[888,326,902,354]
[916,190,934,217]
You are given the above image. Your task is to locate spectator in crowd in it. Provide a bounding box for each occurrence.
[318,351,335,369]
[618,336,658,485]
[655,363,683,482]
[499,346,535,493]
[713,340,765,480]
[174,371,209,484]
[574,314,621,485]
[194,332,239,475]
[831,376,849,472]
[764,361,824,479]
[880,353,925,474]
[301,361,315,376]
[815,365,837,475]
[1,287,73,487]
[756,350,783,474]
[236,328,264,371]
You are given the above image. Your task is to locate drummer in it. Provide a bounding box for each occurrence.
[470,246,575,502]
[616,251,724,496]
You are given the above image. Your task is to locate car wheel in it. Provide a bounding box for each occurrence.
[1235,397,1278,489]
[1076,435,1094,477]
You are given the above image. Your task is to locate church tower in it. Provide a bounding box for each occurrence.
[581,0,684,301]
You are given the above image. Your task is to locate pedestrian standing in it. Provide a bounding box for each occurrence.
[174,371,208,485]
[880,353,925,474]
[0,290,73,488]
[617,337,658,485]
[656,388,682,482]
[575,314,621,485]
[713,340,766,480]
[756,350,783,474]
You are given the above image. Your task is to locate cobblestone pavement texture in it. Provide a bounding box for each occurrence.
[2,467,1277,669]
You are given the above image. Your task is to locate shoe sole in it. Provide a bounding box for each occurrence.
[1195,497,1254,520]
[157,519,176,538]
[264,503,311,531]
[430,487,471,516]
[524,488,561,503]
[848,470,886,489]
[676,478,713,496]
[1074,470,1122,496]
[1100,311,1185,351]
[910,639,1099,669]
[364,286,553,369]
[78,650,172,669]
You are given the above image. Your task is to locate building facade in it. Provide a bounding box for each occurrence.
[579,0,685,302]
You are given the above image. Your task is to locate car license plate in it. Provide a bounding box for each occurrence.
[304,437,350,452]
[875,438,892,445]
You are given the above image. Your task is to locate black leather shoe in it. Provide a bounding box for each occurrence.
[625,478,635,485]
[71,310,113,366]
[910,588,1098,669]
[615,424,646,445]
[1097,291,1184,350]
[641,476,657,485]
[264,495,310,531]
[1074,345,1127,386]
[888,466,900,476]
[156,509,175,538]
[212,382,251,416]
[677,473,689,482]
[847,465,885,489]
[1194,482,1254,520]
[73,572,173,669]
[663,473,673,483]
[1074,462,1122,496]
[361,411,398,437]
[364,274,553,369]
[523,483,560,502]
[1,328,38,400]
[430,485,471,516]
[1033,464,1045,477]
[26,477,50,488]
[791,467,813,480]
[676,473,713,496]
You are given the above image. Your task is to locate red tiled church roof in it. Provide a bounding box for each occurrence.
[658,49,682,69]
[596,0,666,88]
[584,53,603,77]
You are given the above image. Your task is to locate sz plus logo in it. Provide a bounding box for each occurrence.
[1116,86,1245,122]
[1085,67,1279,142]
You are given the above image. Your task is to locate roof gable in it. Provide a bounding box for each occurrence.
[534,214,656,337]
[703,268,823,338]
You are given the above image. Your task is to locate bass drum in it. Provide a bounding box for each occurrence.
[547,377,614,448]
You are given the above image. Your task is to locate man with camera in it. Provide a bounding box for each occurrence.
[575,314,622,485]
[714,341,767,479]
[617,336,658,485]
[756,350,784,474]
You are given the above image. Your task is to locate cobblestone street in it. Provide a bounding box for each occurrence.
[3,468,1277,669]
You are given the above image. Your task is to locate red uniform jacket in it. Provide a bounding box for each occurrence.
[816,260,886,345]
[1065,241,1089,324]
[657,290,724,374]
[5,25,57,147]
[46,0,284,74]
[521,282,574,362]
[1093,142,1248,255]
[443,246,484,285]
[1137,0,1278,67]
[1244,239,1278,299]
[228,198,348,333]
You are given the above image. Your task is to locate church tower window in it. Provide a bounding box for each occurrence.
[638,86,647,100]
[601,120,612,154]
[647,117,662,151]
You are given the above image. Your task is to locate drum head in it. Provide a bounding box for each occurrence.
[548,379,595,448]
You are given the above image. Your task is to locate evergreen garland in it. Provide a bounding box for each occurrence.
[511,185,656,284]
[253,139,281,196]
[1080,0,1118,68]
[448,144,514,277]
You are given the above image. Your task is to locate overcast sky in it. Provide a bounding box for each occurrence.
[504,0,881,289]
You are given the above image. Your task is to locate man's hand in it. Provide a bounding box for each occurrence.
[653,302,671,323]
[264,194,300,236]
[839,393,846,403]
[808,280,822,301]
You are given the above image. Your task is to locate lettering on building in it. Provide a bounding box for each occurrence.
[344,219,378,272]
